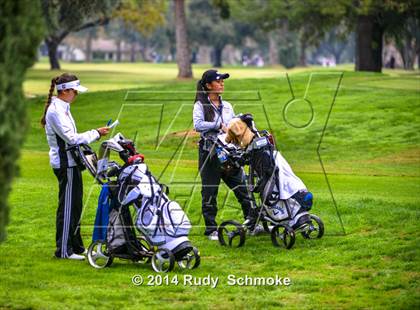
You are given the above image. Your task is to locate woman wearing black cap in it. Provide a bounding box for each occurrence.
[193,69,257,240]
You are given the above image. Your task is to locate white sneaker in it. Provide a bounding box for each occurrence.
[207,231,219,241]
[68,253,85,260]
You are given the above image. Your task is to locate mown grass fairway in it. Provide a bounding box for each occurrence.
[1,62,419,309]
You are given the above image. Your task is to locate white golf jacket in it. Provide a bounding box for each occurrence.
[45,97,100,169]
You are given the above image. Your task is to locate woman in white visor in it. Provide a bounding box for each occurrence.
[40,73,109,260]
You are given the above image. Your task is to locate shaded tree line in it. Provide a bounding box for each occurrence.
[39,0,420,76]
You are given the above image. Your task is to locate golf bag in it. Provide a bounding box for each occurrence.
[97,133,195,260]
[226,115,314,228]
[117,163,193,257]
[217,115,324,249]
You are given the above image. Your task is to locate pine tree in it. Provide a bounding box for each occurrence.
[0,1,44,242]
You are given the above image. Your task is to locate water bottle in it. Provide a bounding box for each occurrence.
[216,145,228,163]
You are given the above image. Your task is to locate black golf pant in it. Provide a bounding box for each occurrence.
[199,148,255,235]
[53,167,84,258]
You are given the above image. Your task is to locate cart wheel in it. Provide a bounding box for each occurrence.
[151,248,175,273]
[301,214,324,239]
[262,221,274,233]
[217,220,246,247]
[177,247,201,269]
[136,236,152,264]
[271,224,296,249]
[87,241,113,268]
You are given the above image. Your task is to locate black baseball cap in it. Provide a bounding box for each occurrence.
[201,69,230,85]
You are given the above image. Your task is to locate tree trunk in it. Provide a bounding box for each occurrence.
[394,34,415,70]
[85,31,93,62]
[170,45,176,62]
[116,38,121,62]
[268,31,279,65]
[213,47,223,67]
[333,50,343,64]
[403,36,415,70]
[130,41,136,62]
[278,21,289,67]
[355,15,383,72]
[331,45,346,65]
[139,46,147,61]
[416,40,420,70]
[45,37,61,70]
[174,0,192,78]
[299,38,307,67]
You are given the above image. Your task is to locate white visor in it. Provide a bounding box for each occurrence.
[56,80,88,93]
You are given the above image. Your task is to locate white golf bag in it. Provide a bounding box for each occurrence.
[118,163,192,253]
[96,133,195,259]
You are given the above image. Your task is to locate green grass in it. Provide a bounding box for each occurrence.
[1,63,419,309]
[23,61,357,95]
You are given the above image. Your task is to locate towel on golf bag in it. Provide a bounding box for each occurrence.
[92,183,111,242]
[260,151,311,224]
[273,151,306,200]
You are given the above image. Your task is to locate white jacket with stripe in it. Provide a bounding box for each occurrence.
[45,97,99,169]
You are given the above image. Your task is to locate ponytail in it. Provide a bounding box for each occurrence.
[194,79,215,122]
[40,76,59,127]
